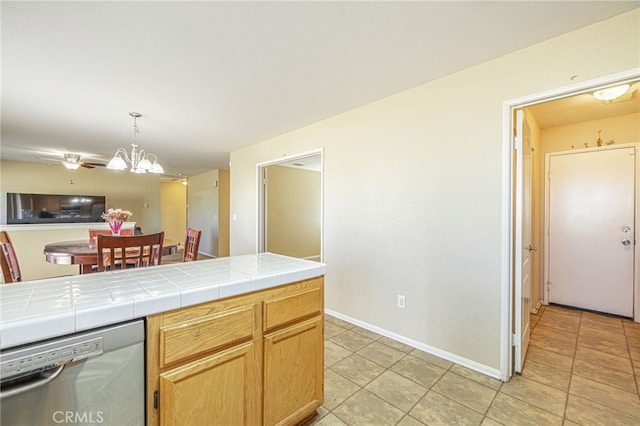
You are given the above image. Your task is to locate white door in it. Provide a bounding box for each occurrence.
[514,110,533,373]
[546,146,635,317]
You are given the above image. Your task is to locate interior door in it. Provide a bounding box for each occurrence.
[514,110,533,373]
[546,146,635,317]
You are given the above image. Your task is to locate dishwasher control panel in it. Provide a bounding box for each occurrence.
[1,337,103,381]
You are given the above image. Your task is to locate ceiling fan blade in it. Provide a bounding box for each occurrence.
[81,162,106,167]
[80,163,95,169]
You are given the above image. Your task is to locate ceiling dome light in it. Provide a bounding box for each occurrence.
[592,84,630,102]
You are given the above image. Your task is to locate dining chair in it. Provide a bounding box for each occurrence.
[96,232,164,272]
[88,228,134,247]
[0,231,22,283]
[182,228,202,262]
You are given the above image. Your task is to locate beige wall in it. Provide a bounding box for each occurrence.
[265,165,321,259]
[0,160,161,232]
[160,181,187,242]
[187,169,230,257]
[230,10,640,374]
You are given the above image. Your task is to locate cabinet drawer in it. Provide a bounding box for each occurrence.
[159,305,255,367]
[263,287,322,332]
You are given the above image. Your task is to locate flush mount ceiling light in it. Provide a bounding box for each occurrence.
[592,84,630,102]
[107,112,164,174]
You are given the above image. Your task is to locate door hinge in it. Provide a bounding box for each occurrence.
[513,136,522,150]
[511,333,517,346]
[547,281,551,291]
[154,390,160,409]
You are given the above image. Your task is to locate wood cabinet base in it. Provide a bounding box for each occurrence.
[146,277,324,426]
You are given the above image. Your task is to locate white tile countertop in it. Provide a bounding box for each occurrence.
[0,253,326,350]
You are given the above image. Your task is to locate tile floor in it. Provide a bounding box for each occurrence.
[306,305,640,425]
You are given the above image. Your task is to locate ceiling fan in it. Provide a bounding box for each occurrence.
[61,153,106,169]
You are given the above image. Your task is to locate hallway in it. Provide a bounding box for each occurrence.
[309,306,640,425]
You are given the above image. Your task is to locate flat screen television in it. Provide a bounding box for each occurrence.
[6,193,106,224]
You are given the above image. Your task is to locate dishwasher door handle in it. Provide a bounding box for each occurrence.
[0,364,66,399]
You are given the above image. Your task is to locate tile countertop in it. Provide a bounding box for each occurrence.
[0,253,326,350]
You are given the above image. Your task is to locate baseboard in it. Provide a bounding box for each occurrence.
[325,309,502,381]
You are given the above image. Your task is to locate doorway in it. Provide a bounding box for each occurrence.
[502,69,640,381]
[257,150,323,261]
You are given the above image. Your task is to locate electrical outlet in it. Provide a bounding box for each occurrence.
[397,294,406,309]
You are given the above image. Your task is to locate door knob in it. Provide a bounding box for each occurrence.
[527,245,538,252]
[622,239,632,246]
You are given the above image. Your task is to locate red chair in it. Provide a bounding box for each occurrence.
[0,231,22,283]
[183,228,202,262]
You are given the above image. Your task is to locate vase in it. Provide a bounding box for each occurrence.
[109,220,123,236]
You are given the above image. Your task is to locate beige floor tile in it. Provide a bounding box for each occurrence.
[333,390,404,426]
[325,321,348,339]
[305,413,348,426]
[572,358,637,393]
[529,333,576,357]
[577,333,629,357]
[565,394,640,426]
[323,369,360,411]
[409,349,455,370]
[579,320,626,340]
[521,345,573,372]
[520,358,571,391]
[350,326,382,341]
[449,364,503,390]
[326,316,355,330]
[331,354,386,387]
[396,415,426,426]
[364,370,427,412]
[330,330,375,352]
[325,340,353,367]
[574,345,633,373]
[628,342,640,360]
[390,355,447,389]
[377,336,415,353]
[486,393,563,426]
[499,374,567,416]
[356,340,407,368]
[480,418,504,426]
[569,375,640,418]
[432,371,497,414]
[410,391,484,426]
[581,312,623,330]
[544,305,582,318]
[531,325,577,343]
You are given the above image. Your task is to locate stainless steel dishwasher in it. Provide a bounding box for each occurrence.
[1,319,145,426]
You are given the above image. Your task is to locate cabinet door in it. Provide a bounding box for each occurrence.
[159,342,258,426]
[263,316,323,426]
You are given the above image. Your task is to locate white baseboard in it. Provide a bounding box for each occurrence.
[325,309,502,381]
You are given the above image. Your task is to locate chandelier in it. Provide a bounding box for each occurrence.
[107,112,164,174]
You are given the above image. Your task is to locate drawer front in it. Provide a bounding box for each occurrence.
[160,305,255,367]
[263,287,322,332]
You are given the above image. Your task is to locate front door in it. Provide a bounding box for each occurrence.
[546,145,636,317]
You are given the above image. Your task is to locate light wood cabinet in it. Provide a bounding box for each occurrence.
[146,277,324,426]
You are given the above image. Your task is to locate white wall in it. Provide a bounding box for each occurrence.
[229,10,640,375]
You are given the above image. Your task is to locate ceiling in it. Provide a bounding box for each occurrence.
[2,1,638,178]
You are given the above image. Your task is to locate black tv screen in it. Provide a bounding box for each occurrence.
[6,193,106,224]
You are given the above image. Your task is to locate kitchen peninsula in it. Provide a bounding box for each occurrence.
[0,253,325,426]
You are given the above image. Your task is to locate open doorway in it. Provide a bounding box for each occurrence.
[257,150,323,262]
[503,70,640,381]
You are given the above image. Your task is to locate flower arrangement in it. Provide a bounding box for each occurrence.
[101,208,132,235]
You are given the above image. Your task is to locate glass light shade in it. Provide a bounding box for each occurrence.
[137,158,152,170]
[150,162,164,174]
[107,155,128,170]
[63,162,80,170]
[593,84,630,101]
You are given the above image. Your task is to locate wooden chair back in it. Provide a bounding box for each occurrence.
[0,231,22,283]
[183,228,202,262]
[89,228,134,247]
[96,232,164,272]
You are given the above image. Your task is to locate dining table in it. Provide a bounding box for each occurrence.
[43,238,180,274]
